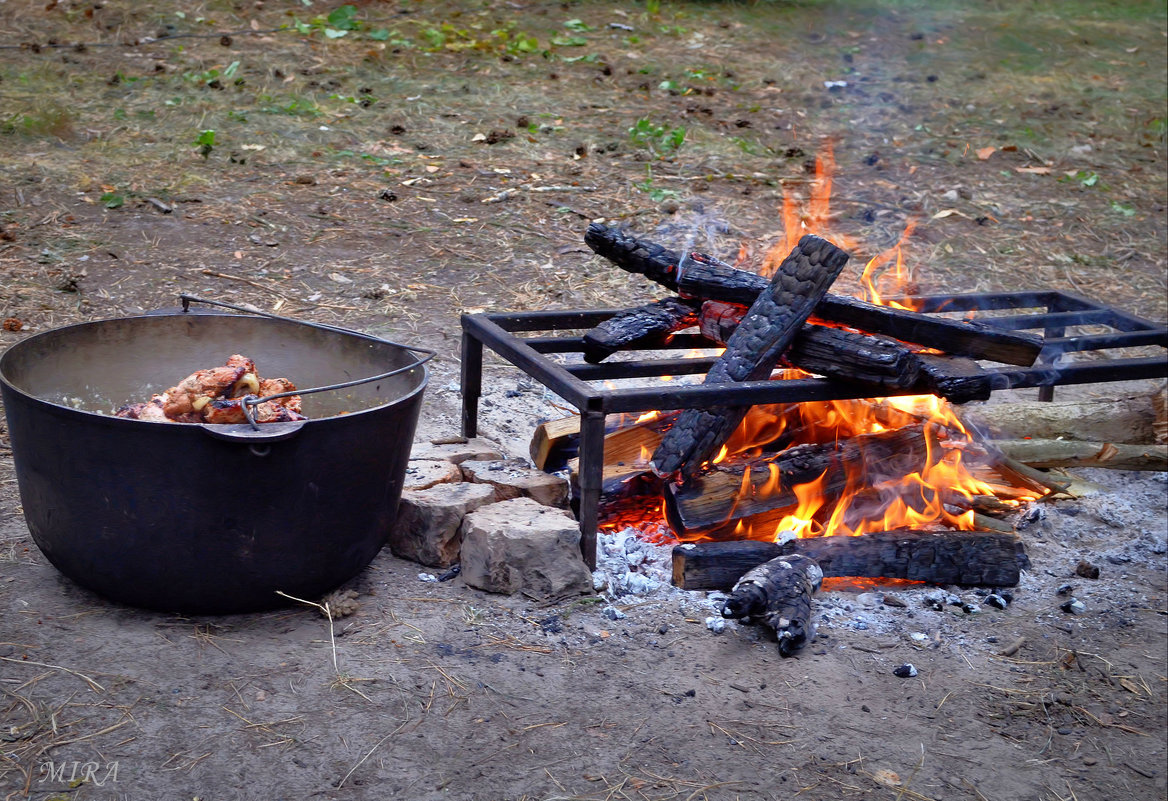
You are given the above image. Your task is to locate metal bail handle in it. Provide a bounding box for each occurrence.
[179,294,436,431]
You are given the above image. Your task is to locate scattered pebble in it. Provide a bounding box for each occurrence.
[705,616,726,634]
[602,605,627,621]
[910,632,929,642]
[1056,583,1074,596]
[882,595,907,608]
[1075,559,1101,580]
[985,594,1009,610]
[418,572,438,582]
[1060,598,1086,615]
[961,603,980,615]
[893,664,918,678]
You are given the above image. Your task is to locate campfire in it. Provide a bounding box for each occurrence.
[458,155,1167,653]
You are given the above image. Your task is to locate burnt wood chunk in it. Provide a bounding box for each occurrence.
[678,255,1043,366]
[672,530,1029,591]
[582,297,701,363]
[915,354,993,403]
[700,301,922,390]
[584,222,682,291]
[664,425,929,539]
[652,235,850,479]
[721,554,823,657]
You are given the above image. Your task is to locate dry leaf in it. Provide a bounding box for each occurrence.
[1119,678,1142,695]
[873,769,902,788]
[1015,166,1052,174]
[931,208,960,219]
[328,272,353,284]
[471,133,487,142]
[976,146,996,160]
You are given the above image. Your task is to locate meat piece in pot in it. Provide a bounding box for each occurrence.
[114,355,305,424]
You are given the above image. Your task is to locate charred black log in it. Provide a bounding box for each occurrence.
[582,297,702,363]
[584,222,682,291]
[721,554,823,657]
[678,254,1043,366]
[700,301,922,390]
[672,530,1029,591]
[652,236,850,480]
[915,354,993,403]
[664,425,929,539]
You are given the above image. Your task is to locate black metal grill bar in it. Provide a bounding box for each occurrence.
[982,309,1153,332]
[900,290,1092,313]
[989,357,1168,390]
[465,314,594,409]
[1043,330,1168,356]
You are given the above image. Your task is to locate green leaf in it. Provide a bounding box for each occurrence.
[100,192,124,209]
[195,129,216,147]
[551,35,587,47]
[324,28,348,39]
[367,28,390,41]
[563,19,593,32]
[222,61,240,79]
[1110,200,1136,216]
[326,4,360,31]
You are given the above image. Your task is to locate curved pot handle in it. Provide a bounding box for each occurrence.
[199,421,306,444]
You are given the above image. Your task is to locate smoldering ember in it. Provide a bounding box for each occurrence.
[1,3,1166,801]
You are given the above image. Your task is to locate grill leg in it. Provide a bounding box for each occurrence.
[577,408,606,571]
[460,329,483,438]
[1037,324,1066,402]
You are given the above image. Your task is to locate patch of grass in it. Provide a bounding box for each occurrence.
[1,105,74,139]
[628,118,686,157]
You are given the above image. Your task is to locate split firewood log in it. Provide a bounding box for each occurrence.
[720,554,823,657]
[651,235,850,480]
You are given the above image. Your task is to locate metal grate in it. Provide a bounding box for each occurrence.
[460,290,1168,568]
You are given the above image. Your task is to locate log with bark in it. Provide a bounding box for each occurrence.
[651,235,851,480]
[699,300,922,390]
[720,554,823,657]
[993,439,1168,471]
[960,397,1159,445]
[582,297,701,363]
[676,251,1043,366]
[664,425,930,539]
[672,530,1029,591]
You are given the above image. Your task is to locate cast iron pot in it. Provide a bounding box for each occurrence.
[0,305,429,614]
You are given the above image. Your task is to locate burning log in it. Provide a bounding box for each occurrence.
[676,252,1043,366]
[699,301,922,391]
[651,235,851,480]
[720,554,823,657]
[584,222,682,291]
[582,297,701,364]
[672,530,1029,591]
[664,425,930,539]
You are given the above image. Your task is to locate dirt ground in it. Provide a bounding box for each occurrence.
[1,1,1166,799]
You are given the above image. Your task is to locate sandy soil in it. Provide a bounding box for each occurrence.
[1,1,1166,800]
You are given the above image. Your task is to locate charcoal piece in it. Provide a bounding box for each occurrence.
[915,354,993,403]
[721,553,823,657]
[582,296,701,363]
[1075,559,1101,580]
[584,222,682,291]
[893,663,918,678]
[652,235,850,480]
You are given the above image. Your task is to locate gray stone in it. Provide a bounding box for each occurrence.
[402,459,463,491]
[388,482,497,567]
[459,497,592,597]
[409,437,505,465]
[460,459,569,508]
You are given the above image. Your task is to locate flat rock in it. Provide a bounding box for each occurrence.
[459,497,592,597]
[410,437,505,465]
[402,459,463,491]
[389,482,498,567]
[460,459,569,508]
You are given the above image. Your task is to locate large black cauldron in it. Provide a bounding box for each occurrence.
[0,307,428,613]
